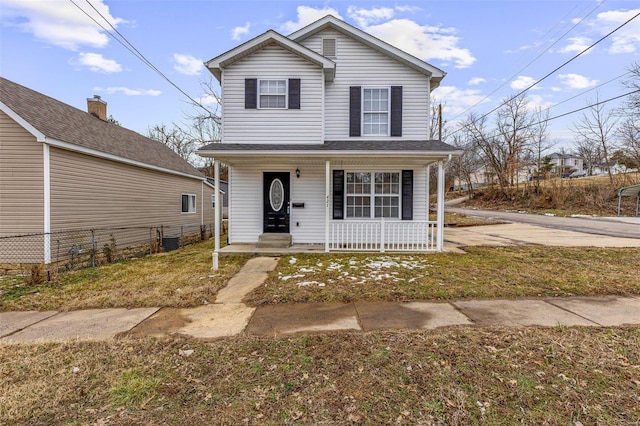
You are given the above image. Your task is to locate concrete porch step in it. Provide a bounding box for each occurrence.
[256,233,292,248]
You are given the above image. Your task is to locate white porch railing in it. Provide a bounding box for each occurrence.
[329,220,437,252]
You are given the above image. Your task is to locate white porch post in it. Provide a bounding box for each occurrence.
[436,160,445,251]
[325,160,330,252]
[425,164,431,220]
[213,159,221,269]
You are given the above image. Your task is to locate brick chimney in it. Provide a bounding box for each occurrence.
[87,95,107,121]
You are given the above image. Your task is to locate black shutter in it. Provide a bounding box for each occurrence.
[349,86,361,137]
[401,170,413,220]
[391,86,403,137]
[288,78,300,109]
[245,78,257,109]
[332,170,344,220]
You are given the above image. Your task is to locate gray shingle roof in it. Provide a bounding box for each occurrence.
[0,77,203,178]
[199,140,459,153]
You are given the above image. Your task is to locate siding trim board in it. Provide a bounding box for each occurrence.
[0,101,46,141]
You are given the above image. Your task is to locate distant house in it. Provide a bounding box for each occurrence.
[548,152,584,174]
[593,161,636,176]
[0,77,215,263]
[206,178,229,217]
[198,15,461,253]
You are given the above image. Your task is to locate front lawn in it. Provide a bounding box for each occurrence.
[0,239,250,312]
[2,328,638,424]
[246,247,640,305]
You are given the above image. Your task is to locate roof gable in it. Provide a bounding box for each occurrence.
[205,30,335,82]
[0,77,202,178]
[288,15,446,89]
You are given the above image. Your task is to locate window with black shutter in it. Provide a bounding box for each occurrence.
[332,170,344,219]
[401,170,413,220]
[390,86,402,137]
[288,78,300,109]
[244,78,257,109]
[349,87,361,137]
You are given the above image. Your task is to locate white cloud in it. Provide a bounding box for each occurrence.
[173,53,203,76]
[510,75,539,90]
[94,86,162,96]
[364,19,476,69]
[432,85,488,117]
[558,36,593,54]
[592,8,640,54]
[74,52,122,73]
[557,73,598,89]
[346,6,395,27]
[468,77,486,86]
[1,0,125,50]
[527,94,553,110]
[280,5,342,33]
[198,93,221,106]
[231,22,251,40]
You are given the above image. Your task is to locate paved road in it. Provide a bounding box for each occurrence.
[446,206,640,239]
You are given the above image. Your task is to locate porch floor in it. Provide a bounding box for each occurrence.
[218,242,465,256]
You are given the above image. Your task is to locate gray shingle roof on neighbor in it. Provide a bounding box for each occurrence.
[0,77,203,178]
[199,140,460,153]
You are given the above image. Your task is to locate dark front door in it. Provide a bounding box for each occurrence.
[263,172,290,233]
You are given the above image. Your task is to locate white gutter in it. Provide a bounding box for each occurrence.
[43,143,51,264]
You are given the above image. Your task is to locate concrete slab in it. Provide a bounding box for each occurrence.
[445,223,640,247]
[0,311,58,338]
[175,304,255,339]
[1,308,159,343]
[453,299,597,327]
[247,303,360,336]
[445,227,516,246]
[215,272,269,303]
[355,301,472,330]
[548,297,640,326]
[239,256,279,273]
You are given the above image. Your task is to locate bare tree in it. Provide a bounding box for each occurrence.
[147,123,200,165]
[448,130,481,196]
[617,62,640,172]
[573,137,601,176]
[463,94,535,195]
[571,91,618,185]
[524,107,553,192]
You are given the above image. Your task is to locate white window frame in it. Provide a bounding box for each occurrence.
[345,171,401,219]
[362,87,390,137]
[181,193,196,214]
[258,79,287,109]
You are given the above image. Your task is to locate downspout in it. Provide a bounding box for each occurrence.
[43,143,51,264]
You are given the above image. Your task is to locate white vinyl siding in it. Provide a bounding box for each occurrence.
[228,163,325,244]
[222,44,324,144]
[298,28,432,140]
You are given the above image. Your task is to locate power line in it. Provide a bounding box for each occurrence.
[451,0,606,121]
[69,0,217,118]
[450,9,640,137]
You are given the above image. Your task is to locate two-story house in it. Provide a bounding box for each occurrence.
[198,15,460,256]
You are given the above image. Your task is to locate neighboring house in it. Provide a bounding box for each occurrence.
[548,152,584,174]
[593,161,635,176]
[198,15,460,253]
[0,77,215,263]
[206,178,229,217]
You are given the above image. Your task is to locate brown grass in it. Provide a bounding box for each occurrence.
[464,172,640,216]
[246,247,640,305]
[1,328,638,424]
[0,239,250,312]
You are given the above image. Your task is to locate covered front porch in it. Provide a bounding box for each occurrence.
[198,141,460,267]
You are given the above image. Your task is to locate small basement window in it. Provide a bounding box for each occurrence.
[181,194,196,213]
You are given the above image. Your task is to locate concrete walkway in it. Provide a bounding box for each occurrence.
[1,255,639,343]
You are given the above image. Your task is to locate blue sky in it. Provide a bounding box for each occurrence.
[1,0,639,148]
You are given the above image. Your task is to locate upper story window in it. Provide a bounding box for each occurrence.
[246,79,300,110]
[363,88,390,136]
[259,79,287,109]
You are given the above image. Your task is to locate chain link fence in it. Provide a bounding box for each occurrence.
[0,223,219,277]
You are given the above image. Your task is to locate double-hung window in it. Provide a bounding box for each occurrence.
[259,79,286,108]
[362,88,389,136]
[181,194,196,214]
[346,172,400,218]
